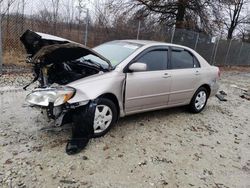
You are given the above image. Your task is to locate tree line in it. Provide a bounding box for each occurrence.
[1,0,250,54]
[109,0,250,40]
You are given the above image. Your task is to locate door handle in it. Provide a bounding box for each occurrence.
[162,73,171,78]
[195,70,200,76]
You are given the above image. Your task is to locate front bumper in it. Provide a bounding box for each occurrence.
[29,100,90,127]
[25,85,90,126]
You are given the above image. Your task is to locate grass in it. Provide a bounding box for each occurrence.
[3,51,28,67]
[219,65,250,72]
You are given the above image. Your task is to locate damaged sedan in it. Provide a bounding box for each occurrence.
[21,30,220,154]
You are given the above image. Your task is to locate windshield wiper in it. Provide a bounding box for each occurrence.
[82,58,108,70]
[79,58,106,70]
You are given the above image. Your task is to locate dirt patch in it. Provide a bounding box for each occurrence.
[219,65,250,72]
[0,71,250,187]
[3,52,28,66]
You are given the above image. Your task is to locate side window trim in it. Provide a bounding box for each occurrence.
[193,56,201,68]
[169,47,200,69]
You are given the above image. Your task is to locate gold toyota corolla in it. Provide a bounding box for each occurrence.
[22,30,220,137]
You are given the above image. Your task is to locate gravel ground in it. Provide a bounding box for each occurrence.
[0,71,250,188]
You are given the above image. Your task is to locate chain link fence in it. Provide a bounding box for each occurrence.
[0,12,172,72]
[172,28,250,66]
[1,12,250,74]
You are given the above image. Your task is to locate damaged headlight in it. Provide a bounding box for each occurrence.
[25,86,76,107]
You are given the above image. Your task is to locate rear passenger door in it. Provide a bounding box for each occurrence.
[168,47,201,106]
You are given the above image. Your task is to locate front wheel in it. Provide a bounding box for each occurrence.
[189,87,208,113]
[93,98,117,137]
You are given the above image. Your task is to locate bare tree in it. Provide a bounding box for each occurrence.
[109,0,219,33]
[76,0,85,41]
[1,0,17,52]
[63,0,75,34]
[34,9,54,33]
[0,0,16,18]
[20,0,27,32]
[92,0,113,34]
[221,0,249,39]
[51,0,60,34]
[237,19,250,41]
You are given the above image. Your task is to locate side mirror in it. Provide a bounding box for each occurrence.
[129,62,147,72]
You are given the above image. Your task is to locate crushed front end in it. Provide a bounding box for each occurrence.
[20,30,111,127]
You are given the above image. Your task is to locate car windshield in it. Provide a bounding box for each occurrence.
[80,41,142,68]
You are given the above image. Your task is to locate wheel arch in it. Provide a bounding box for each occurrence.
[98,93,120,120]
[199,84,211,97]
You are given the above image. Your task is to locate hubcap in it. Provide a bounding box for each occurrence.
[93,105,113,134]
[195,91,207,110]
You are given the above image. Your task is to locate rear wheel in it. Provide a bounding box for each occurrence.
[93,98,117,137]
[189,87,208,113]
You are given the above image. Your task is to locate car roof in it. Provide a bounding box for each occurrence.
[116,40,209,67]
[120,40,160,45]
[118,39,189,49]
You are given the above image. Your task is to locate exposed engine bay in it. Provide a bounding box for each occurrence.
[35,59,102,86]
[50,61,100,85]
[20,30,111,87]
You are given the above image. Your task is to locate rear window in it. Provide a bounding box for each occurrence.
[171,48,200,69]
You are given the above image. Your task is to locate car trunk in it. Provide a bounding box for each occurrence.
[20,30,111,86]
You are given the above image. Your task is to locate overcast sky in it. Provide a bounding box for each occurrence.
[2,0,250,19]
[1,0,97,15]
[1,0,250,35]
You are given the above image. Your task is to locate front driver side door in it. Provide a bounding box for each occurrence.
[124,47,171,114]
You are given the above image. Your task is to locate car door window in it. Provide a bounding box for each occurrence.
[171,49,199,69]
[137,50,168,71]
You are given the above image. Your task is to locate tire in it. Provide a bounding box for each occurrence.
[189,87,208,113]
[92,98,117,138]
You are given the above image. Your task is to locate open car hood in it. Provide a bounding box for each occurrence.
[20,30,112,69]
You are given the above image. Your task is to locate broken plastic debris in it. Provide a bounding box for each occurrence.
[215,94,227,101]
[219,90,227,96]
[240,94,250,101]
